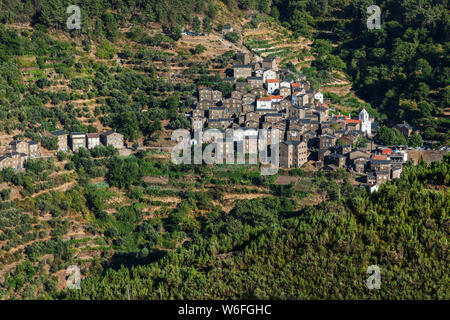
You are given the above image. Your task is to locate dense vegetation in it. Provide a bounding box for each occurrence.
[0,0,448,300]
[273,0,449,146]
[59,155,449,299]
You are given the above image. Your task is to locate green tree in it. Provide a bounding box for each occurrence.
[408,133,424,148]
[202,17,212,33]
[192,16,201,33]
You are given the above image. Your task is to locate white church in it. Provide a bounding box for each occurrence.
[359,108,372,137]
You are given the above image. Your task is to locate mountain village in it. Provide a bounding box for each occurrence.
[188,52,411,191]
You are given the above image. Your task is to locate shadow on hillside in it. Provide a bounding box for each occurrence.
[105,248,169,271]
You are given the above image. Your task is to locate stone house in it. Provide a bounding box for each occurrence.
[208,107,226,119]
[286,129,302,142]
[349,150,370,161]
[100,131,124,149]
[233,64,253,79]
[191,117,205,131]
[193,109,204,118]
[51,130,69,152]
[235,82,248,93]
[207,118,234,129]
[292,92,309,106]
[0,152,27,170]
[27,141,38,158]
[222,98,242,114]
[262,57,278,71]
[233,128,258,154]
[375,171,390,184]
[338,145,352,155]
[197,100,216,110]
[353,157,370,173]
[280,141,308,168]
[245,120,259,128]
[242,103,255,113]
[199,88,222,102]
[318,149,331,162]
[231,91,243,100]
[370,159,391,172]
[289,106,307,119]
[280,99,292,110]
[325,153,347,168]
[250,87,266,97]
[319,134,337,149]
[246,112,261,122]
[8,140,28,154]
[302,131,317,149]
[321,126,335,135]
[315,105,329,122]
[242,93,256,105]
[264,113,283,123]
[394,123,413,139]
[247,77,263,89]
[391,165,403,179]
[236,51,251,65]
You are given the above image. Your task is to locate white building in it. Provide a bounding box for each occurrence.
[86,133,101,149]
[256,97,272,109]
[262,69,277,82]
[266,79,279,94]
[359,108,372,137]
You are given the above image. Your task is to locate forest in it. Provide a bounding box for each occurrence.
[272,0,449,145]
[60,155,449,300]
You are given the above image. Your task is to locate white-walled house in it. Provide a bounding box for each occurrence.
[265,79,280,94]
[262,69,277,82]
[86,133,101,149]
[256,97,272,109]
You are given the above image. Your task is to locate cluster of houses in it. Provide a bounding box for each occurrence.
[0,130,125,171]
[188,52,409,189]
[50,130,124,152]
[0,140,39,171]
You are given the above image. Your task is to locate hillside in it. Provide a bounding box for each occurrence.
[0,0,448,301]
[273,0,449,146]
